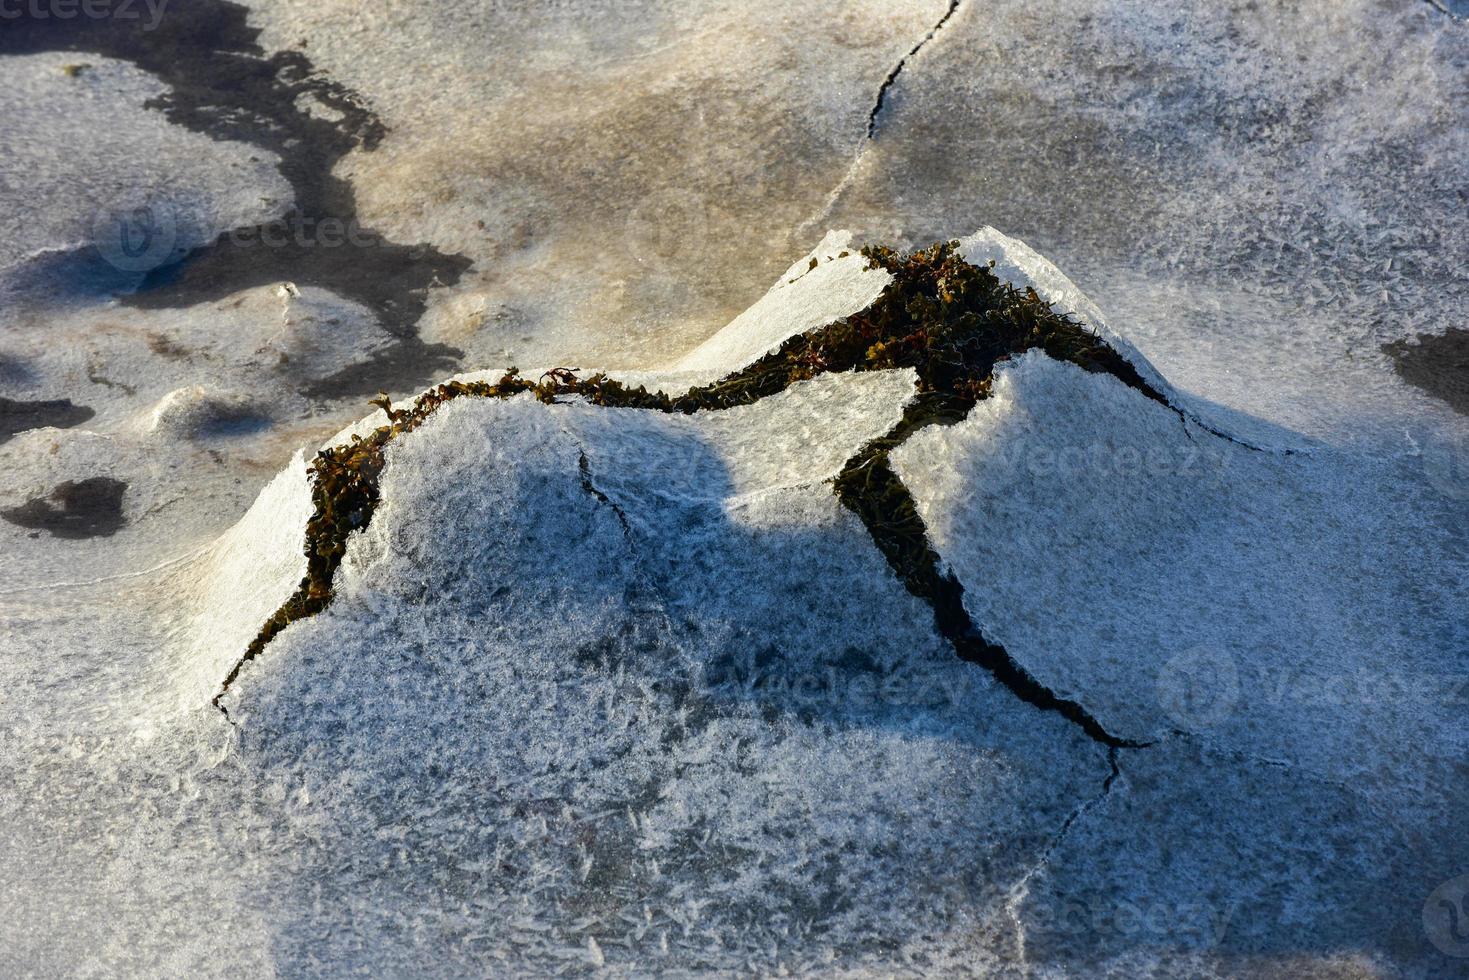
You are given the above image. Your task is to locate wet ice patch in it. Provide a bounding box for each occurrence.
[2,205,1462,975]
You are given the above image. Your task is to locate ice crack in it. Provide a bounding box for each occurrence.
[833,410,1151,750]
[867,0,964,139]
[1004,747,1125,964]
[796,0,966,238]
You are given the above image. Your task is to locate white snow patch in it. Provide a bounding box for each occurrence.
[670,230,891,382]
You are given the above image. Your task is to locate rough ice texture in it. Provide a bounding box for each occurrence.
[176,452,314,715]
[0,371,1110,975]
[892,350,1468,973]
[0,0,1465,974]
[7,245,1458,974]
[898,347,1466,766]
[1011,738,1443,978]
[818,0,1468,451]
[237,378,1102,975]
[3,246,1464,975]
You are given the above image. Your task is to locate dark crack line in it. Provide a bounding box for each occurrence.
[215,629,270,724]
[867,0,963,139]
[1062,746,1123,836]
[578,451,634,538]
[1170,405,1297,456]
[797,0,965,234]
[215,696,238,728]
[212,244,1190,754]
[834,407,1150,750]
[574,445,679,617]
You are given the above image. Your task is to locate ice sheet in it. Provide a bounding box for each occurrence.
[0,0,1462,969]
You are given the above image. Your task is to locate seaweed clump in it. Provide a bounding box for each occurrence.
[220,242,1165,748]
[825,240,1166,595]
[682,240,1161,412]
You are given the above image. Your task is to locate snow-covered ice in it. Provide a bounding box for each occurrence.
[0,1,1465,976]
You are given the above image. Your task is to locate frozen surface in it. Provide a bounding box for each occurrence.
[218,376,1106,974]
[0,0,1465,975]
[242,0,953,370]
[5,258,1462,974]
[671,231,891,382]
[891,354,1468,952]
[2,371,1113,975]
[0,53,287,278]
[1009,738,1453,979]
[892,351,1467,788]
[822,0,1468,451]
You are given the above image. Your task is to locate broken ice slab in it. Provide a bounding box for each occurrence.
[3,223,1463,976]
[206,370,1109,974]
[669,230,893,383]
[892,348,1466,778]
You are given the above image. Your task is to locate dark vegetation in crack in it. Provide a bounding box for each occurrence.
[836,410,1147,749]
[218,242,1163,747]
[0,1,469,398]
